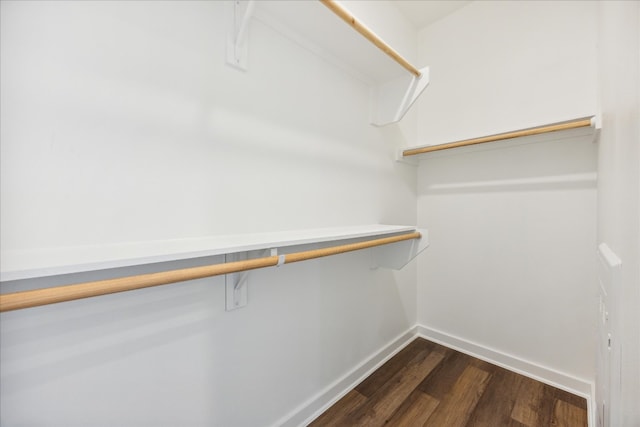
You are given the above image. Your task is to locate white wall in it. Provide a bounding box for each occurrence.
[415,0,598,388]
[596,1,640,425]
[416,0,597,146]
[0,1,418,425]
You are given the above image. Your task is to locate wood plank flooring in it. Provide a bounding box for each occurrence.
[309,338,588,427]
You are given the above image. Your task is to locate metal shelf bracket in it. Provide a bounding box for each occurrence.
[371,67,430,126]
[225,252,249,310]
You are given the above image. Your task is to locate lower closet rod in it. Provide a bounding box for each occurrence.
[0,231,421,312]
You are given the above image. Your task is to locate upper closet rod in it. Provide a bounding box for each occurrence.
[402,117,594,156]
[319,0,421,77]
[0,231,421,312]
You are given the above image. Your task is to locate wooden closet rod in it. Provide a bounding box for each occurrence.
[319,0,421,77]
[402,117,594,156]
[0,231,421,312]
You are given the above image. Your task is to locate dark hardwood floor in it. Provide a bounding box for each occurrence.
[309,338,588,427]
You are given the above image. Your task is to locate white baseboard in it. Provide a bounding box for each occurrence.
[415,325,593,397]
[274,324,595,427]
[272,325,419,427]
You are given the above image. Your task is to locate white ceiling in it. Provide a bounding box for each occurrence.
[392,0,472,30]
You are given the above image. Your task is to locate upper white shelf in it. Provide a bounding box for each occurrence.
[247,1,428,126]
[253,1,414,84]
[0,225,419,282]
[401,116,599,160]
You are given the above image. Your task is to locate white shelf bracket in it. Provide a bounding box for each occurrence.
[371,67,430,127]
[225,248,277,310]
[591,115,602,143]
[227,0,255,71]
[225,252,249,310]
[370,229,429,270]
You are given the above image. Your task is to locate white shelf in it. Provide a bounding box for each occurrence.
[245,1,428,126]
[0,225,419,282]
[400,116,599,162]
[253,1,409,84]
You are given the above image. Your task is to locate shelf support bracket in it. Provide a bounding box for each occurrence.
[225,248,276,310]
[225,252,249,310]
[227,0,255,71]
[370,229,429,269]
[371,67,430,126]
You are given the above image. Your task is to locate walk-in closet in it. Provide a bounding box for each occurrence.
[1,1,638,426]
